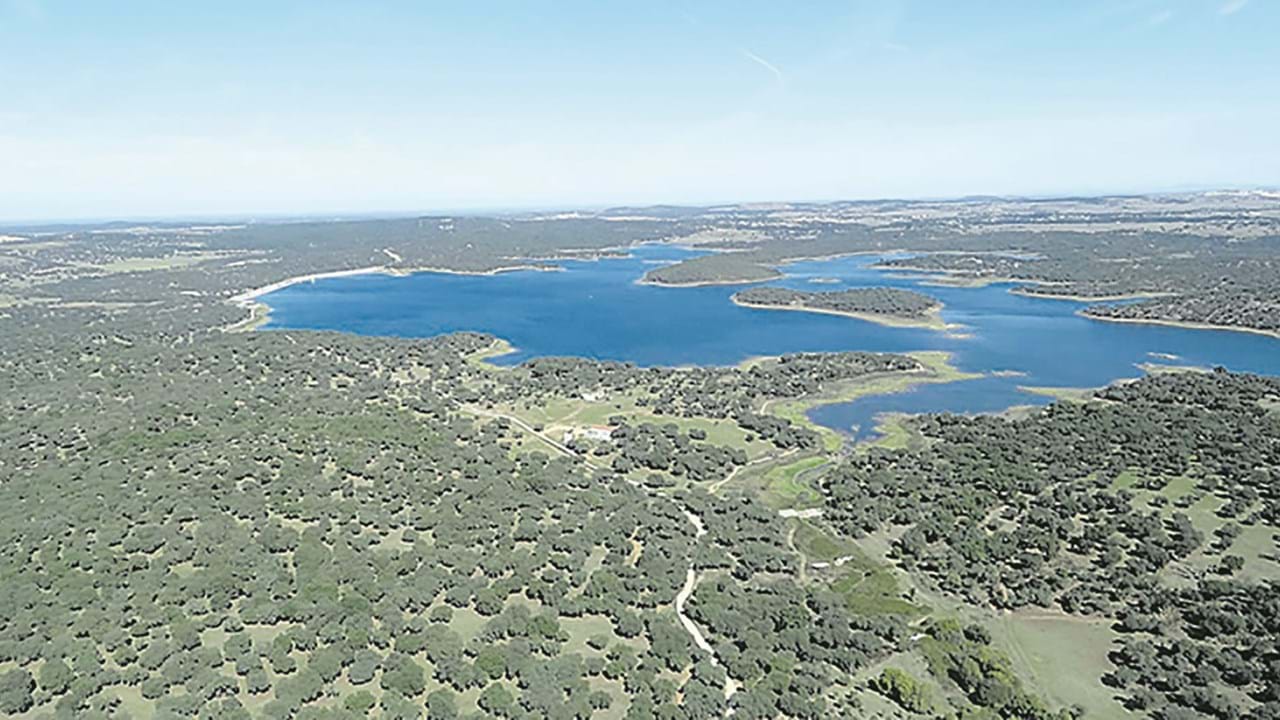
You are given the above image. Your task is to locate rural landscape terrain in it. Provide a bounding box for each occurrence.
[2,192,1280,720]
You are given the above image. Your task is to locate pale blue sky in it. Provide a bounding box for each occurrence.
[1,0,1276,221]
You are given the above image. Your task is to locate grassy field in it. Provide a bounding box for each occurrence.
[988,612,1128,720]
[857,413,930,453]
[481,385,777,465]
[760,455,827,508]
[71,251,233,275]
[849,651,956,719]
[789,519,927,619]
[792,519,856,563]
[1112,469,1280,583]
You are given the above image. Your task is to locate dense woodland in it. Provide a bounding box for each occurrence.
[1,197,1278,718]
[732,287,941,320]
[821,371,1280,719]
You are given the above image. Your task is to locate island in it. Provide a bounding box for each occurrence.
[639,253,781,286]
[732,285,948,330]
[1,193,1278,720]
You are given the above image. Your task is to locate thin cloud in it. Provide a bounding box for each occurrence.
[1219,0,1248,15]
[741,49,784,84]
[1148,9,1174,25]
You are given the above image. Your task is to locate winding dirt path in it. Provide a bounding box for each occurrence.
[469,405,741,707]
[675,510,741,705]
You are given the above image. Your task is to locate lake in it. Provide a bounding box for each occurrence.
[258,245,1280,439]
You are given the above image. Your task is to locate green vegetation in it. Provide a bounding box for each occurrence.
[821,370,1280,719]
[918,620,1084,720]
[989,612,1127,720]
[733,285,947,330]
[762,456,826,508]
[639,253,781,286]
[2,201,1277,719]
[870,667,934,714]
[766,350,981,451]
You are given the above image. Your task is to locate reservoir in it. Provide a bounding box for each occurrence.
[257,245,1280,439]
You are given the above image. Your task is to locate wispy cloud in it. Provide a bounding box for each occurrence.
[741,49,784,84]
[1148,9,1174,25]
[1219,0,1248,15]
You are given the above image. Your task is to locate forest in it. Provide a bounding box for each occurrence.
[732,287,941,323]
[1,196,1278,719]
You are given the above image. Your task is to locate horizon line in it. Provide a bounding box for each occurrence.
[3,184,1277,230]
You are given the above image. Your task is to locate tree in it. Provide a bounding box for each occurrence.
[870,667,932,714]
[344,690,377,714]
[380,653,426,697]
[475,645,507,680]
[478,682,515,716]
[348,650,380,685]
[425,688,460,720]
[39,657,74,695]
[0,669,34,714]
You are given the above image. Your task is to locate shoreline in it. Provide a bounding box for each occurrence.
[230,265,389,305]
[638,248,910,288]
[226,262,563,334]
[1078,311,1280,340]
[636,274,780,288]
[1010,287,1175,303]
[875,265,1045,289]
[762,351,982,452]
[229,262,562,307]
[400,263,562,277]
[730,296,952,332]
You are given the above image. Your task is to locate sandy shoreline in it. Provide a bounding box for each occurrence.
[225,262,562,332]
[1078,311,1280,340]
[230,266,388,304]
[230,263,561,305]
[731,296,952,332]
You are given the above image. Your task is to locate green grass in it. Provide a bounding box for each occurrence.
[487,391,774,462]
[71,251,230,275]
[858,413,929,453]
[832,563,927,618]
[1108,467,1280,583]
[820,542,927,619]
[762,456,826,508]
[793,519,856,563]
[849,652,952,718]
[988,612,1128,720]
[764,351,981,452]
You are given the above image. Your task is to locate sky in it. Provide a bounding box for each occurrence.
[1,0,1277,221]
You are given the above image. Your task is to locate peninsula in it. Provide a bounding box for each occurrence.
[732,285,948,331]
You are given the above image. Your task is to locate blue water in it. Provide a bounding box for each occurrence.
[260,245,1280,439]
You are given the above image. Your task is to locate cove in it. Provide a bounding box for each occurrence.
[256,245,1280,439]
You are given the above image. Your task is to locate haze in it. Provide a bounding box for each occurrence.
[1,0,1276,221]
